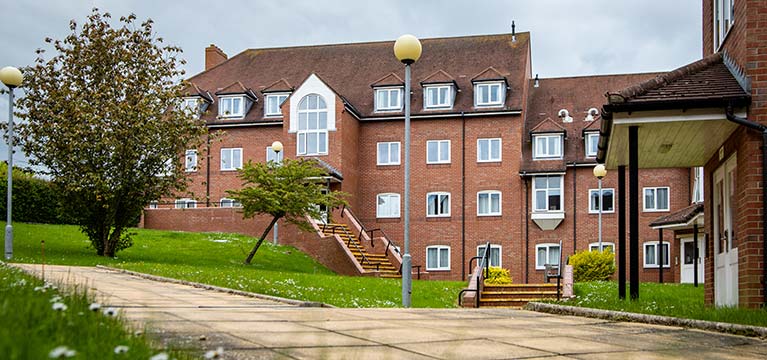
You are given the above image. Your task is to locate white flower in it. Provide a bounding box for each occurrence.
[133,330,143,336]
[50,295,62,303]
[103,307,118,317]
[149,352,169,360]
[51,302,68,311]
[89,303,101,312]
[113,345,129,354]
[204,347,224,359]
[48,346,76,358]
[34,286,46,292]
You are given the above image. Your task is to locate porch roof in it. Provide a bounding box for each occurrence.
[650,202,704,229]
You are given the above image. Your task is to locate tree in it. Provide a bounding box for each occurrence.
[18,9,207,257]
[228,159,346,264]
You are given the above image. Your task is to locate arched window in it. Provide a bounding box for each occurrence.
[297,94,328,155]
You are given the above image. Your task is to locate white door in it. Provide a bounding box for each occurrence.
[680,237,705,284]
[714,154,738,307]
[313,189,329,224]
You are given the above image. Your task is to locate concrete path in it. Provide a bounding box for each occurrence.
[15,264,767,359]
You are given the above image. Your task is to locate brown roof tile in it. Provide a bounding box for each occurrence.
[530,117,566,135]
[471,66,506,82]
[261,78,293,93]
[649,202,703,228]
[420,69,457,85]
[370,73,404,87]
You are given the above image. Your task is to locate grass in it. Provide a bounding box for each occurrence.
[564,281,767,327]
[10,223,465,308]
[0,262,186,360]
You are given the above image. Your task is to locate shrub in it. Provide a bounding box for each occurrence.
[0,171,68,224]
[484,266,513,285]
[569,249,616,282]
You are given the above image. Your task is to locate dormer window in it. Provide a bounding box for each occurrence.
[219,96,244,118]
[533,134,563,160]
[181,98,201,119]
[474,82,504,107]
[265,93,289,117]
[585,132,599,158]
[375,87,403,112]
[424,85,454,109]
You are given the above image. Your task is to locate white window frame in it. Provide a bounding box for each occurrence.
[589,188,615,214]
[376,193,401,218]
[265,93,289,117]
[477,190,502,216]
[266,146,284,164]
[477,138,502,163]
[181,97,201,118]
[426,245,451,271]
[643,187,670,212]
[220,148,243,171]
[533,134,563,160]
[185,149,198,172]
[477,244,502,267]
[423,85,454,109]
[535,243,561,270]
[713,0,735,51]
[296,94,329,156]
[374,87,403,112]
[426,140,451,164]
[585,132,599,158]
[148,201,159,209]
[474,82,504,107]
[426,192,451,217]
[643,241,671,268]
[693,167,704,203]
[219,198,241,208]
[218,96,245,118]
[377,142,401,166]
[174,198,197,209]
[532,175,563,212]
[589,242,615,253]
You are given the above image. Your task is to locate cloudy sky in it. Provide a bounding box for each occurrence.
[1,0,701,167]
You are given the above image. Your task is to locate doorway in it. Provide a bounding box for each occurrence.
[680,236,705,284]
[714,154,738,306]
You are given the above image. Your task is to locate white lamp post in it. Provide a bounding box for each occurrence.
[593,164,607,252]
[393,34,422,308]
[271,140,283,245]
[0,66,22,260]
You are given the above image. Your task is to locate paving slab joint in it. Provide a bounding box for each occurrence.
[524,302,767,338]
[95,265,334,308]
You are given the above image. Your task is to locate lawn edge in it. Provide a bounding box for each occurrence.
[96,265,335,308]
[524,302,767,338]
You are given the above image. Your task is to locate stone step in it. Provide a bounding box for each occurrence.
[479,298,550,307]
[480,291,559,300]
[483,284,561,292]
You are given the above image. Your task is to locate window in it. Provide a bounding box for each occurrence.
[474,82,504,107]
[377,142,401,165]
[174,198,196,209]
[643,187,670,212]
[220,148,242,171]
[426,192,451,217]
[426,246,450,271]
[585,132,599,158]
[265,93,289,117]
[533,176,562,212]
[713,0,735,50]
[375,88,403,111]
[297,94,329,155]
[185,150,197,172]
[219,96,244,118]
[644,242,671,268]
[181,98,200,118]
[693,167,704,203]
[533,134,563,159]
[424,85,453,109]
[589,242,615,253]
[219,198,241,208]
[477,138,501,162]
[148,201,159,209]
[426,140,450,164]
[477,244,502,267]
[266,146,283,164]
[536,243,560,270]
[477,191,502,216]
[589,188,615,213]
[376,193,400,218]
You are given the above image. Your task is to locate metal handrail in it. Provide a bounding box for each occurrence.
[342,205,401,256]
[341,204,368,244]
[458,241,492,307]
[320,222,372,267]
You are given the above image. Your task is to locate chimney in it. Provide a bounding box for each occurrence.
[205,44,228,71]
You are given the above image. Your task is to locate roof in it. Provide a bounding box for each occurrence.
[187,33,531,123]
[309,158,343,180]
[261,79,293,93]
[649,202,704,228]
[520,72,661,174]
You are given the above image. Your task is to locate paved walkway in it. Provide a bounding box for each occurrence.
[15,264,767,359]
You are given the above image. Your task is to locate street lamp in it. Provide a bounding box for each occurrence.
[394,34,421,308]
[593,164,607,252]
[0,66,22,260]
[271,140,283,245]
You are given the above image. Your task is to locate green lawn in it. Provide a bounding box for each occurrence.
[566,281,767,327]
[0,263,187,360]
[10,223,465,308]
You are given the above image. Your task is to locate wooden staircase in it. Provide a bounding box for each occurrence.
[479,283,561,308]
[322,223,401,278]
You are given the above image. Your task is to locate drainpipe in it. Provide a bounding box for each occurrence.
[461,112,466,280]
[206,132,211,207]
[725,107,767,307]
[572,163,577,253]
[523,173,530,283]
